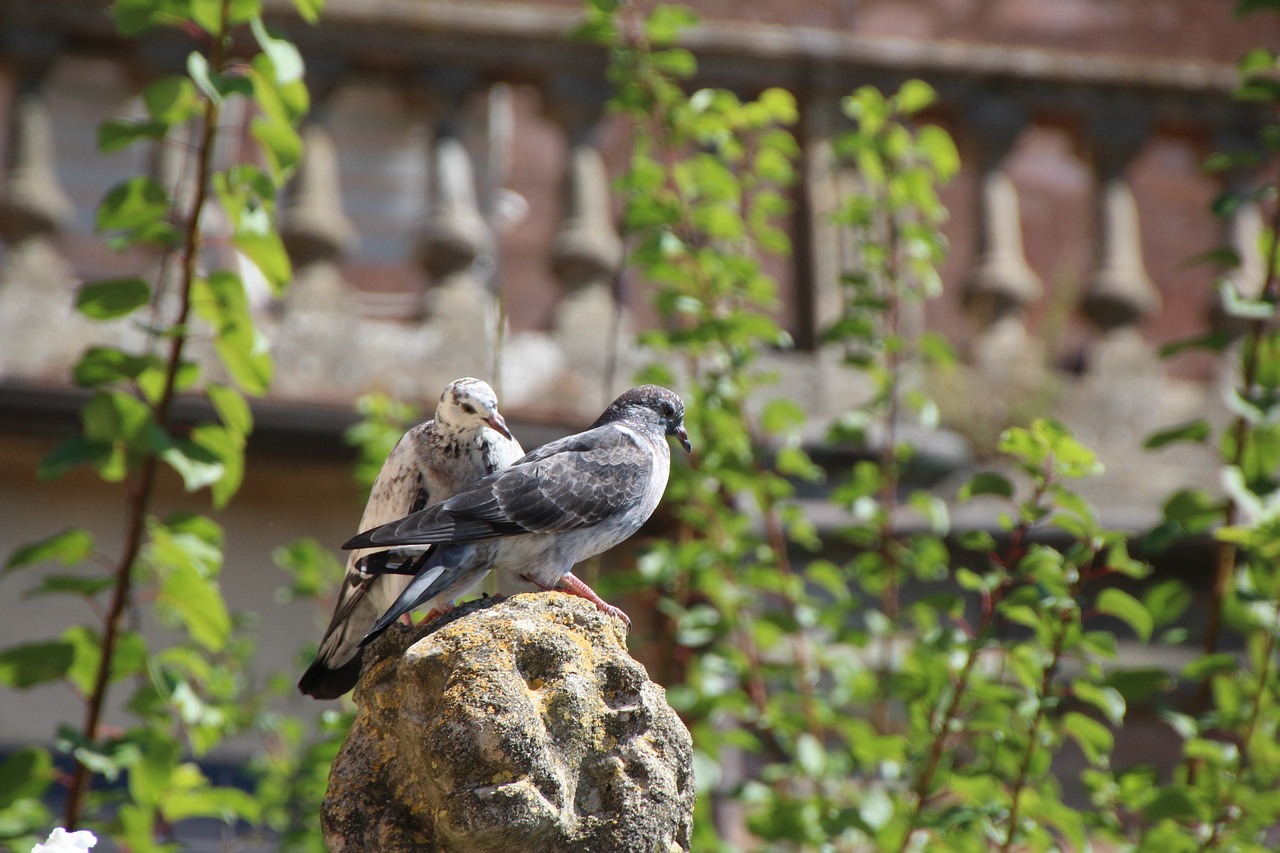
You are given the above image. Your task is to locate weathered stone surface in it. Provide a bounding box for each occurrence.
[322,593,695,852]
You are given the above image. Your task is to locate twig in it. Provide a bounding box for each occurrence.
[62,1,228,826]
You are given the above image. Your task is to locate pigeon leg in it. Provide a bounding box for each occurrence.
[531,571,631,629]
[414,601,455,626]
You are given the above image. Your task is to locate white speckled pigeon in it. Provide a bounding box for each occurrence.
[347,385,691,645]
[298,378,523,699]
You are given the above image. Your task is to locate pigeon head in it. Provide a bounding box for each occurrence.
[598,385,692,453]
[437,378,513,440]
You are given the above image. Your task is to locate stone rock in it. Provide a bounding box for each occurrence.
[322,593,696,852]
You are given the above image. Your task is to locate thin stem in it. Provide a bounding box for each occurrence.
[1197,196,1280,711]
[999,543,1085,853]
[896,483,1046,852]
[62,3,228,827]
[872,202,903,734]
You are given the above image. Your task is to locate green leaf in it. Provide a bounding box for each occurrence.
[894,79,937,114]
[187,51,220,103]
[96,177,169,233]
[207,383,253,436]
[193,271,274,394]
[1143,579,1192,628]
[62,625,148,694]
[0,747,53,808]
[164,783,263,824]
[1062,711,1113,766]
[74,277,152,320]
[6,528,94,571]
[143,75,201,125]
[24,574,117,599]
[1072,682,1126,726]
[916,125,959,180]
[650,48,697,79]
[158,435,226,493]
[1095,588,1153,642]
[251,116,304,183]
[645,3,699,43]
[127,729,179,810]
[0,641,75,688]
[233,230,292,295]
[291,0,324,23]
[1219,278,1277,320]
[251,17,305,84]
[149,522,230,648]
[37,436,113,482]
[112,0,188,35]
[72,347,158,388]
[957,472,1013,501]
[1158,329,1234,358]
[1145,787,1202,821]
[98,118,167,153]
[1143,419,1211,449]
[1183,652,1238,679]
[191,425,245,508]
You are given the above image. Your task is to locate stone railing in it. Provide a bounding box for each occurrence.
[0,0,1265,521]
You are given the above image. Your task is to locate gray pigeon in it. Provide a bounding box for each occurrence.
[298,378,524,699]
[347,385,691,644]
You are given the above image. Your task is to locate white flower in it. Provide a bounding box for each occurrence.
[32,827,97,853]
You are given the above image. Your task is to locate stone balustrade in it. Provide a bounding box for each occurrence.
[0,0,1268,521]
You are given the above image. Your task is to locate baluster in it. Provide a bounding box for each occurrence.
[1059,106,1164,452]
[268,71,365,395]
[0,50,78,376]
[1211,130,1267,333]
[413,71,496,382]
[281,73,356,316]
[800,91,851,346]
[961,98,1043,372]
[546,77,625,406]
[0,89,73,244]
[1081,107,1161,354]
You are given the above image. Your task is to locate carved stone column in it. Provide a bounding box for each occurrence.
[273,72,363,397]
[961,98,1043,372]
[546,78,626,407]
[1059,104,1164,458]
[1081,108,1161,343]
[413,71,497,383]
[281,76,357,316]
[0,52,78,378]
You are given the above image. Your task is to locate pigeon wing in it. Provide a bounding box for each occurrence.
[345,425,652,549]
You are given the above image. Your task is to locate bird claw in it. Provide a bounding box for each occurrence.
[552,572,632,630]
[414,602,455,626]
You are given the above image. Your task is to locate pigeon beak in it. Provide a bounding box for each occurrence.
[672,425,692,453]
[485,413,514,440]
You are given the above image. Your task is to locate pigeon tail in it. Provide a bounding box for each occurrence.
[298,651,364,700]
[357,548,434,576]
[359,546,482,647]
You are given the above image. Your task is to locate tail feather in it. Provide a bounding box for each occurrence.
[359,546,484,648]
[356,547,434,576]
[297,568,409,699]
[297,652,363,700]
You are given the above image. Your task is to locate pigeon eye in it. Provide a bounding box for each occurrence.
[659,401,674,419]
[461,403,476,415]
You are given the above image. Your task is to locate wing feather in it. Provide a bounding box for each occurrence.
[344,425,652,549]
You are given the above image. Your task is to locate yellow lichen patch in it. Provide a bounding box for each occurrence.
[323,592,695,851]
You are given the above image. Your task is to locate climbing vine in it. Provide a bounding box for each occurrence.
[0,0,318,848]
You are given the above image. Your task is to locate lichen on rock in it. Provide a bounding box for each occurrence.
[322,593,695,852]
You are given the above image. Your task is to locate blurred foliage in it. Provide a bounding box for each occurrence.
[0,0,336,849]
[3,0,1280,850]
[582,0,1280,849]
